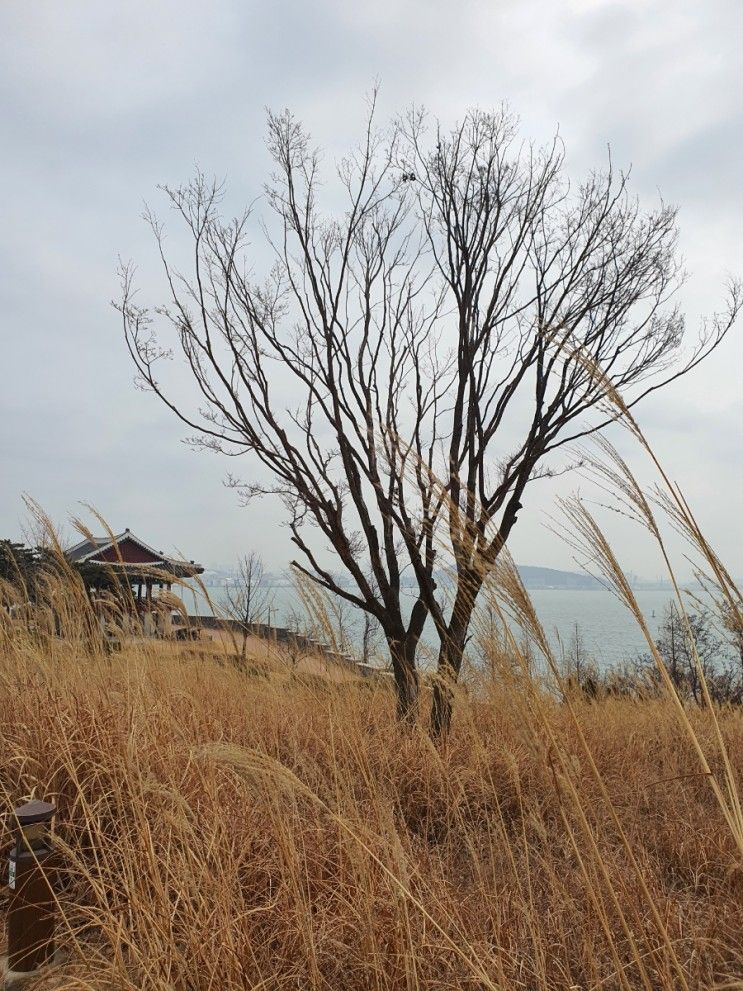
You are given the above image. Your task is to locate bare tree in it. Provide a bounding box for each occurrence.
[561,622,599,698]
[118,98,739,732]
[398,108,740,735]
[361,610,383,666]
[637,603,737,704]
[283,604,313,669]
[722,602,743,679]
[323,589,384,664]
[223,551,273,659]
[119,98,447,723]
[325,592,355,657]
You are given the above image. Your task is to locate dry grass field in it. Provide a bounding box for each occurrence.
[1,433,742,991]
[1,629,742,991]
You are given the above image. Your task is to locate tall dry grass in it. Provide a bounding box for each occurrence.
[0,620,742,989]
[1,406,742,988]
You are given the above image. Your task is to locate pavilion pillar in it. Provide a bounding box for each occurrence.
[144,580,152,636]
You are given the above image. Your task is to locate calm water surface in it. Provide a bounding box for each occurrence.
[525,588,674,667]
[184,584,678,669]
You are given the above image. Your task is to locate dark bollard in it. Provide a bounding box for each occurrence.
[6,800,57,974]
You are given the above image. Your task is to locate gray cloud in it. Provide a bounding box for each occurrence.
[0,0,740,578]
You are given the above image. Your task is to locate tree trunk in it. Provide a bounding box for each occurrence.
[430,625,468,739]
[389,637,419,726]
[430,574,482,739]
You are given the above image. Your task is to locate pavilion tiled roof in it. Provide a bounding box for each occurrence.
[65,529,203,578]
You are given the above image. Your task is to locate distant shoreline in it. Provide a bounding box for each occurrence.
[199,580,681,593]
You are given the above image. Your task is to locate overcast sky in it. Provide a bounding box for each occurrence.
[1,0,741,579]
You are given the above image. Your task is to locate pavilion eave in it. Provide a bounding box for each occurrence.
[82,560,204,581]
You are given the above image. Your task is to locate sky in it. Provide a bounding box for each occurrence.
[1,0,741,580]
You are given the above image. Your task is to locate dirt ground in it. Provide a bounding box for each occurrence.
[184,627,370,682]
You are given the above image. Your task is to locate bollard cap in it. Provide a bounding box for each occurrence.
[13,799,56,827]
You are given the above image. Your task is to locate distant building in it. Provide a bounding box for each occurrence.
[65,528,204,637]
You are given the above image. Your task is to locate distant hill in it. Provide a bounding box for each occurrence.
[517,565,604,590]
[206,563,666,592]
[399,565,605,591]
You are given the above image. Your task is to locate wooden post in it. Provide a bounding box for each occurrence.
[6,800,57,976]
[145,581,153,636]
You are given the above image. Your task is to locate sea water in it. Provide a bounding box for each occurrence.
[182,583,680,669]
